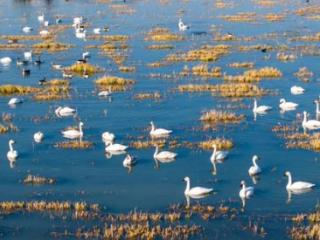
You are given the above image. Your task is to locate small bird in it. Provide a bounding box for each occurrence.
[290,86,305,95]
[178,18,189,31]
[38,13,45,23]
[34,56,43,66]
[38,77,47,85]
[22,26,33,33]
[39,30,49,36]
[123,154,136,168]
[24,51,32,61]
[34,131,44,143]
[22,68,31,76]
[93,28,101,34]
[98,86,112,97]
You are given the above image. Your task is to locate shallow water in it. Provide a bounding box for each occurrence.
[0,0,320,239]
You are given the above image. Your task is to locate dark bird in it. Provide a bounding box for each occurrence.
[261,48,267,53]
[38,77,47,85]
[34,56,43,66]
[22,68,31,76]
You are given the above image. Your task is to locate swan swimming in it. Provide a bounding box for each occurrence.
[24,51,32,61]
[105,141,128,152]
[38,14,45,23]
[22,26,33,33]
[183,177,213,197]
[102,132,115,143]
[285,171,315,191]
[314,100,320,115]
[239,180,254,199]
[248,155,261,176]
[7,140,18,161]
[123,154,136,168]
[153,146,177,160]
[302,111,320,130]
[210,144,228,163]
[8,97,23,105]
[34,131,44,143]
[279,98,298,111]
[93,28,101,34]
[150,121,172,137]
[55,106,76,117]
[98,87,112,97]
[290,86,305,95]
[178,19,189,31]
[62,122,83,139]
[253,98,272,114]
[39,30,49,36]
[0,57,12,65]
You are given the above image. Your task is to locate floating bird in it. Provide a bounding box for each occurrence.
[43,21,49,27]
[123,154,136,168]
[93,28,101,34]
[302,111,320,130]
[55,17,62,24]
[253,98,272,114]
[314,100,320,115]
[38,13,45,23]
[183,177,213,197]
[55,106,76,117]
[0,57,12,65]
[22,26,33,33]
[16,58,28,66]
[62,122,84,139]
[98,86,112,97]
[22,68,31,76]
[52,63,62,70]
[239,180,254,199]
[279,98,298,111]
[7,139,18,161]
[8,97,23,105]
[153,146,177,160]
[290,86,305,95]
[102,131,115,143]
[248,155,261,176]
[24,51,32,61]
[38,77,47,85]
[105,141,128,152]
[39,30,49,36]
[285,171,315,191]
[82,51,90,59]
[73,17,84,27]
[34,56,43,65]
[150,121,172,137]
[210,144,228,163]
[178,18,189,31]
[34,131,44,143]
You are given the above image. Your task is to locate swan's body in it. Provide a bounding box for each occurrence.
[123,154,135,168]
[75,29,86,39]
[7,140,18,161]
[24,51,32,61]
[210,144,228,163]
[253,98,272,114]
[184,177,213,197]
[93,28,101,34]
[153,146,177,160]
[38,14,45,23]
[22,26,33,33]
[73,17,83,27]
[102,132,115,143]
[150,121,172,137]
[239,180,254,199]
[0,57,12,65]
[279,98,298,111]
[34,131,44,143]
[62,122,83,139]
[291,86,305,95]
[178,19,189,31]
[39,30,49,36]
[82,51,90,59]
[248,155,261,176]
[8,97,22,105]
[98,87,112,97]
[105,142,128,152]
[285,171,315,191]
[55,106,76,117]
[302,111,320,130]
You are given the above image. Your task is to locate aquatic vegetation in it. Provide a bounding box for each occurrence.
[295,67,313,82]
[0,35,44,41]
[191,64,222,78]
[147,44,174,50]
[277,52,296,62]
[145,28,184,42]
[65,62,102,75]
[119,66,136,72]
[23,175,55,185]
[223,67,282,82]
[0,43,26,50]
[177,84,217,92]
[295,6,320,16]
[265,13,285,21]
[0,85,39,95]
[33,80,70,101]
[228,62,254,68]
[239,44,273,52]
[134,92,161,100]
[291,209,320,239]
[110,4,136,14]
[32,40,73,53]
[95,75,135,91]
[130,139,166,149]
[198,139,234,150]
[221,12,256,22]
[54,140,93,149]
[200,110,245,125]
[0,123,18,134]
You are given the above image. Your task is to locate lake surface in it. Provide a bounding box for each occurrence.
[0,0,319,239]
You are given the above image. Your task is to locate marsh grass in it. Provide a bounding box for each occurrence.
[134,92,161,100]
[0,43,26,50]
[228,62,254,68]
[147,44,174,50]
[223,67,282,82]
[200,110,245,125]
[191,64,222,78]
[54,141,93,149]
[221,12,256,22]
[0,85,39,95]
[33,80,70,101]
[295,67,313,82]
[65,62,101,75]
[95,76,135,91]
[33,41,73,53]
[198,139,233,150]
[145,28,184,42]
[119,66,136,72]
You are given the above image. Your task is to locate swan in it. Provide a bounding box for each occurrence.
[38,14,45,23]
[239,180,254,199]
[253,98,272,114]
[248,155,261,176]
[8,97,23,105]
[73,17,83,27]
[75,29,86,39]
[105,142,128,152]
[102,132,115,143]
[22,26,33,33]
[93,28,101,34]
[285,171,315,191]
[24,51,32,61]
[150,121,172,137]
[7,140,18,161]
[43,21,49,27]
[153,146,177,160]
[82,52,90,59]
[0,57,12,65]
[210,144,228,163]
[62,122,83,139]
[98,87,112,97]
[291,86,305,95]
[34,131,44,143]
[55,106,76,117]
[183,177,213,197]
[279,98,298,111]
[123,154,136,168]
[302,111,320,130]
[178,19,189,31]
[39,30,49,36]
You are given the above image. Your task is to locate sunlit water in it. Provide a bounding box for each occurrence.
[0,0,319,239]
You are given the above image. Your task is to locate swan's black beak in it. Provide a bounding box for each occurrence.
[182,179,185,182]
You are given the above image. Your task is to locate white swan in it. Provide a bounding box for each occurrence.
[183,177,213,197]
[253,98,272,114]
[38,14,45,23]
[123,154,135,168]
[285,171,315,191]
[22,26,33,33]
[150,121,172,137]
[93,28,101,34]
[0,57,12,65]
[210,144,228,163]
[105,142,128,152]
[62,122,83,139]
[73,17,83,27]
[39,30,49,36]
[102,132,115,143]
[75,29,86,39]
[8,97,23,105]
[55,106,76,117]
[7,140,18,161]
[291,86,305,95]
[279,98,298,111]
[239,180,254,199]
[178,19,189,31]
[24,51,32,61]
[153,146,177,160]
[82,52,90,59]
[248,155,261,176]
[302,111,320,130]
[98,87,112,97]
[34,131,44,143]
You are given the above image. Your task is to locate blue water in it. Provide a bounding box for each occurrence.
[0,0,320,239]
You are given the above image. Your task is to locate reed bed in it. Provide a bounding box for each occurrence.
[54,141,93,149]
[145,28,184,42]
[134,92,161,100]
[198,139,234,150]
[95,76,135,91]
[0,85,39,95]
[32,40,73,53]
[200,110,245,125]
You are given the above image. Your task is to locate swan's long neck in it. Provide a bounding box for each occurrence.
[212,145,217,158]
[9,142,13,152]
[303,113,307,123]
[79,123,83,133]
[252,158,257,167]
[287,173,292,188]
[316,102,319,114]
[154,147,158,158]
[242,182,246,191]
[151,123,155,131]
[185,179,190,193]
[253,99,257,110]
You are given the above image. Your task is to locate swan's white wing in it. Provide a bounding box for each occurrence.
[189,187,213,196]
[291,181,315,190]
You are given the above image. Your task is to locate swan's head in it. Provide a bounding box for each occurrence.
[9,139,15,145]
[303,111,307,116]
[252,155,259,161]
[212,143,217,149]
[183,176,190,182]
[79,122,84,127]
[284,171,290,177]
[240,180,246,188]
[150,121,154,126]
[314,100,319,104]
[279,98,285,103]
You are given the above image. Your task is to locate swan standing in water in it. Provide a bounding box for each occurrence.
[253,98,272,114]
[55,106,76,117]
[153,146,177,160]
[34,131,44,143]
[279,98,298,111]
[7,140,18,161]
[239,180,254,199]
[248,155,261,176]
[62,122,83,139]
[22,26,33,33]
[150,121,172,138]
[178,19,189,31]
[291,86,305,95]
[285,171,315,191]
[210,144,228,163]
[183,177,213,197]
[302,111,320,130]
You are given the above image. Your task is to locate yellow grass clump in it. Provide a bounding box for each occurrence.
[224,67,282,82]
[295,67,313,82]
[65,62,101,76]
[221,12,256,22]
[191,64,222,78]
[198,139,233,150]
[134,92,161,100]
[95,76,135,91]
[277,52,296,61]
[264,13,285,21]
[119,66,136,72]
[145,28,184,42]
[147,44,174,50]
[229,62,254,68]
[54,141,93,149]
[200,110,244,125]
[0,85,39,95]
[23,175,55,185]
[32,41,73,53]
[33,80,70,101]
[0,43,26,50]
